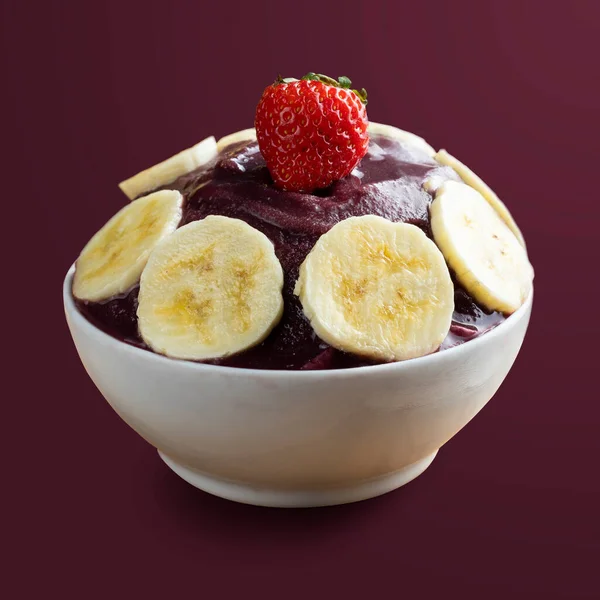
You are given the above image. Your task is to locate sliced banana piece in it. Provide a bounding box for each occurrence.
[294,215,454,362]
[217,128,257,152]
[73,190,183,302]
[137,216,284,360]
[431,181,533,314]
[368,121,436,157]
[118,136,217,200]
[435,149,526,247]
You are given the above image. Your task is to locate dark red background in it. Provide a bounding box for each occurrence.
[3,0,599,597]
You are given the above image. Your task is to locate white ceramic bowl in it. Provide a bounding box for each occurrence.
[64,265,532,507]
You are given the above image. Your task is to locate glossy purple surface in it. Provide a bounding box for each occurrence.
[75,134,505,369]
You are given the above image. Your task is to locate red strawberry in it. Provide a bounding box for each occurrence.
[255,73,369,193]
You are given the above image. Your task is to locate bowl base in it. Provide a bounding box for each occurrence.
[157,450,438,508]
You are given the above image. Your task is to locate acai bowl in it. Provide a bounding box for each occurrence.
[65,73,533,506]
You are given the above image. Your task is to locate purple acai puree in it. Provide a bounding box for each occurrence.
[75,134,505,370]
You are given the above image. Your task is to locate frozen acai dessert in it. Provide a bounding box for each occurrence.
[72,73,534,370]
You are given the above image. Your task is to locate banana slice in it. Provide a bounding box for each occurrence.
[137,216,284,360]
[430,181,533,314]
[73,190,183,302]
[118,136,217,200]
[435,149,526,247]
[294,215,454,362]
[217,128,257,152]
[368,121,436,157]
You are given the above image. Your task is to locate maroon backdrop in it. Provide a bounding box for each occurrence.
[3,0,599,598]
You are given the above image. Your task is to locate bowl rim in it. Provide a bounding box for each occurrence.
[64,264,533,380]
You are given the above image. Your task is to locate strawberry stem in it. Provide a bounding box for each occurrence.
[274,73,368,105]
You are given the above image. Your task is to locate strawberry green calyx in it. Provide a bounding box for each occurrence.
[302,73,368,105]
[274,73,368,105]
